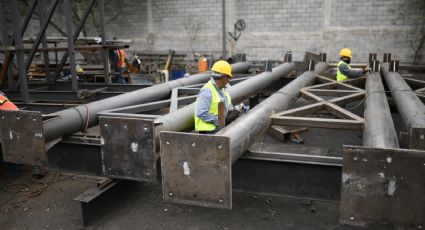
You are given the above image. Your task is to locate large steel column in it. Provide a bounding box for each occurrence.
[363,72,399,148]
[218,62,328,163]
[43,63,249,141]
[160,62,327,209]
[381,63,425,149]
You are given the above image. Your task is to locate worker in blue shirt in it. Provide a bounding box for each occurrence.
[194,60,235,134]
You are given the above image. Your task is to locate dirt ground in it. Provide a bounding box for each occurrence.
[0,164,368,230]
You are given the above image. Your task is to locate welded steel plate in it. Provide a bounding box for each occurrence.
[410,127,425,150]
[341,145,425,228]
[0,110,45,166]
[160,132,232,209]
[100,117,156,181]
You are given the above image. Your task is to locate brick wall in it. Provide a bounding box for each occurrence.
[7,0,425,64]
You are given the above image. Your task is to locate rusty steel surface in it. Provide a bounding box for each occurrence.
[340,145,425,228]
[160,132,232,209]
[0,110,45,166]
[100,117,156,181]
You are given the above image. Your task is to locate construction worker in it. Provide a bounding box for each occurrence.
[115,49,128,84]
[337,48,368,82]
[194,60,234,134]
[0,91,18,111]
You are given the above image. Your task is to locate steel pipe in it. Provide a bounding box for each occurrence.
[363,72,399,148]
[155,62,296,136]
[217,62,328,163]
[159,62,327,209]
[43,62,250,141]
[381,63,425,149]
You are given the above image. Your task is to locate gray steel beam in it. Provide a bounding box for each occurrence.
[24,0,60,73]
[38,0,51,84]
[159,62,328,209]
[44,63,249,141]
[219,62,328,163]
[381,63,425,149]
[0,0,14,89]
[98,63,293,182]
[155,62,296,135]
[52,0,97,82]
[63,0,78,91]
[11,0,30,103]
[0,63,249,166]
[363,72,399,148]
[98,0,111,85]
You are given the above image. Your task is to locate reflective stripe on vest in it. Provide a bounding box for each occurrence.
[336,60,351,82]
[194,80,231,131]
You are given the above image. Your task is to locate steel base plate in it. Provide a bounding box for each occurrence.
[341,145,425,228]
[100,117,156,181]
[160,131,232,209]
[0,110,45,166]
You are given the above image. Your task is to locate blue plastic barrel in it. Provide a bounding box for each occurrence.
[171,69,186,80]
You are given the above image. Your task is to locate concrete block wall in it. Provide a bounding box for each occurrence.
[6,0,424,64]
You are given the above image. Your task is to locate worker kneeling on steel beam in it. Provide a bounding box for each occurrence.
[194,60,243,134]
[337,48,368,82]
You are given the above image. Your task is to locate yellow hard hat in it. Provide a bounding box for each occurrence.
[211,60,232,77]
[339,48,352,58]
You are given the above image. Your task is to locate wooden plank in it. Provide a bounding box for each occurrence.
[323,101,364,121]
[305,89,360,97]
[329,92,365,107]
[304,82,337,90]
[274,102,324,117]
[300,89,324,103]
[403,77,425,89]
[315,75,335,83]
[271,116,364,130]
[338,77,366,90]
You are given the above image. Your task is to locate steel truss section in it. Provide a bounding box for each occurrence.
[159,62,327,209]
[98,63,294,181]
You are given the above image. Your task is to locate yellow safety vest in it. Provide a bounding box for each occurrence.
[194,80,231,131]
[336,60,351,82]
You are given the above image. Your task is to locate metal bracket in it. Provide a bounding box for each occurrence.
[100,117,157,181]
[340,145,425,228]
[0,110,45,166]
[160,131,232,209]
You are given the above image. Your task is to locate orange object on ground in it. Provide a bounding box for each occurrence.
[198,57,208,73]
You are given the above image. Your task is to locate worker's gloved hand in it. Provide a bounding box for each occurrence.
[363,67,370,74]
[234,103,249,114]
